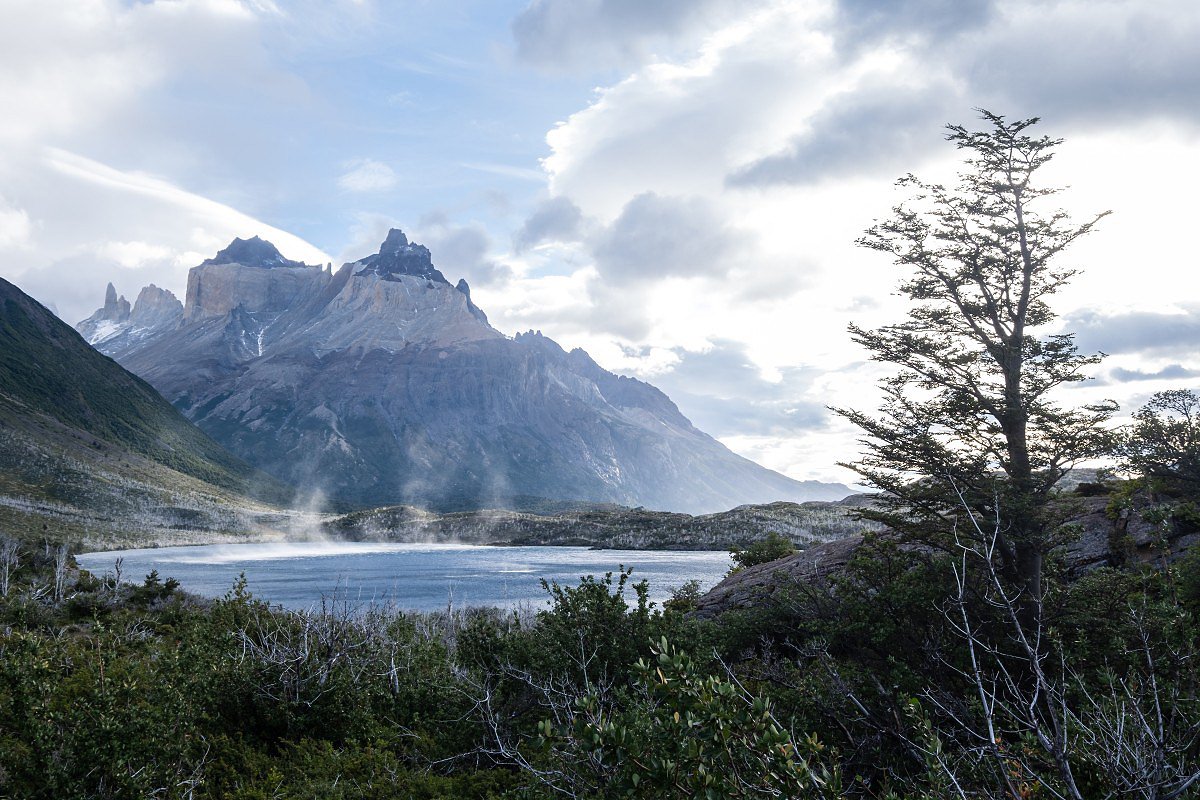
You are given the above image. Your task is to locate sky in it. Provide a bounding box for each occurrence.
[1,0,1198,486]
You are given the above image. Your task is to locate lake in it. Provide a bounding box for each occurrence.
[75,542,733,612]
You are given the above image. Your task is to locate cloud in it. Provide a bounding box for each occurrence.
[414,218,514,286]
[0,1,159,148]
[337,159,398,192]
[511,0,765,71]
[960,2,1200,129]
[461,162,546,182]
[647,339,831,437]
[1110,365,1200,383]
[503,0,1200,484]
[541,6,843,217]
[94,240,175,269]
[0,0,337,324]
[726,84,958,187]
[1067,307,1200,358]
[512,196,587,251]
[0,148,330,325]
[832,0,995,51]
[335,212,398,265]
[591,192,749,282]
[0,197,33,250]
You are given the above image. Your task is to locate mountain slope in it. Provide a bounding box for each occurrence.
[79,232,850,513]
[0,277,295,547]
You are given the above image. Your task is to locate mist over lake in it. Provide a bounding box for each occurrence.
[76,543,733,612]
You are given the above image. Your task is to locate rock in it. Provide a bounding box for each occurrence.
[456,278,489,323]
[76,282,132,344]
[692,535,864,618]
[202,235,306,269]
[131,284,183,327]
[102,282,130,320]
[183,260,330,321]
[693,494,1199,619]
[352,228,449,284]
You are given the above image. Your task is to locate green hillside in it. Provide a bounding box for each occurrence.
[0,277,293,546]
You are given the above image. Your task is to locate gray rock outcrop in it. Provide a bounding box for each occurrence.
[692,494,1200,618]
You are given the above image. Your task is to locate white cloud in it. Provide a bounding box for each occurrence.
[2,0,1197,490]
[0,148,330,325]
[493,0,1200,482]
[337,159,399,192]
[0,198,33,250]
[0,1,332,324]
[591,192,749,282]
[94,240,175,270]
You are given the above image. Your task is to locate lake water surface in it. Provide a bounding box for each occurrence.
[76,542,733,612]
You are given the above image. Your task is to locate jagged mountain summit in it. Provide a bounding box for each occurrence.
[78,230,850,512]
[76,281,183,351]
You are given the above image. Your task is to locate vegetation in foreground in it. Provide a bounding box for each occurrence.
[0,468,1196,799]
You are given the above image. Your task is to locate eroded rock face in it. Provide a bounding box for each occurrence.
[184,261,330,322]
[79,230,852,512]
[692,535,866,619]
[76,282,131,343]
[130,284,183,329]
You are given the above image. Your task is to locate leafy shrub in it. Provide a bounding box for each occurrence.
[729,532,796,572]
[538,637,842,799]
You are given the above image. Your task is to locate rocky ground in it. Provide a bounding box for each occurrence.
[693,491,1199,618]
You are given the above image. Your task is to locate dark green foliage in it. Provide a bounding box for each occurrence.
[539,638,841,798]
[1123,389,1200,490]
[326,498,867,551]
[663,578,703,613]
[523,568,655,686]
[730,531,797,571]
[0,513,1198,798]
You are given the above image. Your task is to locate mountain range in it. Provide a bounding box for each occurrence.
[77,231,849,513]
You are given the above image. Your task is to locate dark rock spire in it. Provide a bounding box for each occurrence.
[353,228,449,284]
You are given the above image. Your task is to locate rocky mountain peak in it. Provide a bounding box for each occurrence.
[76,282,180,346]
[131,284,183,319]
[455,278,489,324]
[75,224,853,513]
[381,228,410,253]
[100,282,130,322]
[203,236,305,269]
[353,228,448,284]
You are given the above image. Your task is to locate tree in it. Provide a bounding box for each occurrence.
[0,536,19,597]
[1123,389,1200,491]
[730,532,796,573]
[836,110,1116,607]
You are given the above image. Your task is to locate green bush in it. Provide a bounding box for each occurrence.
[729,532,796,572]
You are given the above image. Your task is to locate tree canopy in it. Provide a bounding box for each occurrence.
[836,110,1116,601]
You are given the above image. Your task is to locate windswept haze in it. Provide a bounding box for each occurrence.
[1,0,1197,486]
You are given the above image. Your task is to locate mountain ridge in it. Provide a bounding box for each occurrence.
[77,230,851,513]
